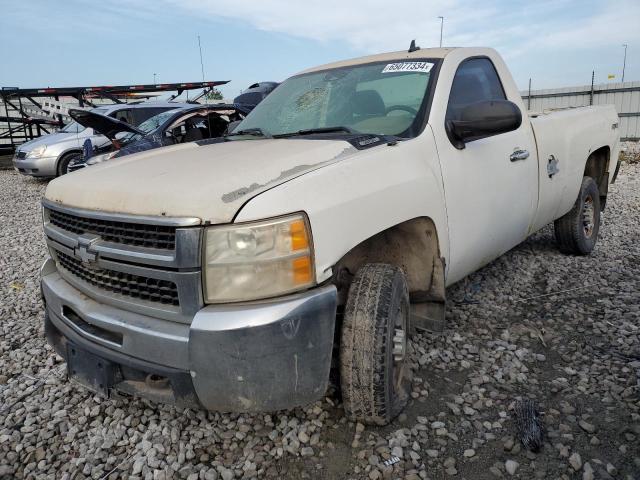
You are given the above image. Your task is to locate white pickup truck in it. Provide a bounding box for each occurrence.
[41,46,620,425]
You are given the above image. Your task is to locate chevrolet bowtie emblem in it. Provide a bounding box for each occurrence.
[75,234,100,266]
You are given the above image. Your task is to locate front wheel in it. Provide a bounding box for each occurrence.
[340,263,411,425]
[66,155,87,173]
[57,152,82,176]
[554,176,601,255]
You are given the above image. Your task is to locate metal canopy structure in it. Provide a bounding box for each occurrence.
[0,80,229,155]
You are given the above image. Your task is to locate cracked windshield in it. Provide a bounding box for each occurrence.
[237,61,434,138]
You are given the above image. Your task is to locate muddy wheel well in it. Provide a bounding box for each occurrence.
[584,146,610,209]
[332,217,444,306]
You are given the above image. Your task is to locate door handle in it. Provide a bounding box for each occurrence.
[510,149,529,161]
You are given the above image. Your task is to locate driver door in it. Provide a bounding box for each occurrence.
[436,57,538,283]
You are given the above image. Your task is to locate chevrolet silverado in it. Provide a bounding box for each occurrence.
[40,46,620,425]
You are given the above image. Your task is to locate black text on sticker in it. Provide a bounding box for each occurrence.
[382,62,433,74]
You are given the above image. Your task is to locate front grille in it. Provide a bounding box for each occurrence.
[48,208,176,250]
[56,251,180,306]
[16,151,27,159]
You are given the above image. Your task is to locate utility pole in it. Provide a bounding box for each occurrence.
[527,78,531,110]
[622,44,628,83]
[153,73,157,85]
[198,35,205,82]
[438,16,444,47]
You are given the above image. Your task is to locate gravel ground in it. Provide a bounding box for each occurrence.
[1,162,639,480]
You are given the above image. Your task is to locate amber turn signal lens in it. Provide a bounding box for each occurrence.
[290,219,309,251]
[292,256,312,284]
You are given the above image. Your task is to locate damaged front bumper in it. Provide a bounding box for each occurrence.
[41,258,337,412]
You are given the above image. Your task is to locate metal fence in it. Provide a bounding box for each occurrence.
[521,80,640,141]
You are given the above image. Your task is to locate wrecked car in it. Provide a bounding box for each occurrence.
[233,81,279,113]
[41,46,620,425]
[12,102,185,177]
[66,104,245,171]
[65,83,277,172]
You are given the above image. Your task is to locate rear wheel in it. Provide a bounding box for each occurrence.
[57,152,81,176]
[554,176,601,255]
[340,263,411,425]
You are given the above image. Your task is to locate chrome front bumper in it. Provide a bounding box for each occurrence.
[13,155,58,177]
[41,258,337,412]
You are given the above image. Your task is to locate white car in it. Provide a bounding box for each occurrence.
[40,46,620,424]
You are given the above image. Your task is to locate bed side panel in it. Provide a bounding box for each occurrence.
[529,105,618,232]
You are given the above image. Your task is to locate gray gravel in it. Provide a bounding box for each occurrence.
[1,161,639,479]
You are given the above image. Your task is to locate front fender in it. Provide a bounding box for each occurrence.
[234,130,449,284]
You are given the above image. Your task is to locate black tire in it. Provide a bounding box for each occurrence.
[57,152,81,177]
[340,263,411,425]
[554,176,601,255]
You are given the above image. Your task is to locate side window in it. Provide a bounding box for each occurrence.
[132,107,174,125]
[446,58,506,122]
[168,120,188,143]
[110,109,133,125]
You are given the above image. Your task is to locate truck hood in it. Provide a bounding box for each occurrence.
[69,108,144,139]
[45,138,359,224]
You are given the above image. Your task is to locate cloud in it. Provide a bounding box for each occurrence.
[168,0,490,52]
[532,4,639,49]
[164,0,639,59]
[1,0,174,37]
[3,0,637,90]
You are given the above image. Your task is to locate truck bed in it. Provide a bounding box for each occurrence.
[528,104,619,232]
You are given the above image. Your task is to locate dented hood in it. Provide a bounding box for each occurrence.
[45,139,358,224]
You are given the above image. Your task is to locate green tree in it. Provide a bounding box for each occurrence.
[205,88,223,101]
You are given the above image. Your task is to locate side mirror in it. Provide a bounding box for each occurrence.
[447,100,522,149]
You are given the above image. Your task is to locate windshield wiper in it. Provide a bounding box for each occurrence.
[225,128,272,138]
[274,126,357,138]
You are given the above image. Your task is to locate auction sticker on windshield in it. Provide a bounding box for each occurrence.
[382,62,434,74]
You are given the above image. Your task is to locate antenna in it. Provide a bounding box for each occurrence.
[622,43,628,83]
[408,39,420,53]
[198,35,206,103]
[198,35,205,82]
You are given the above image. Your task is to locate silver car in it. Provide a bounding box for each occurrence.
[12,102,186,177]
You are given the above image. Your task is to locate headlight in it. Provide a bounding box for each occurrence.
[27,145,47,158]
[203,213,315,303]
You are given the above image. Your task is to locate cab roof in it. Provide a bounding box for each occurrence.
[298,47,458,75]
